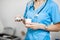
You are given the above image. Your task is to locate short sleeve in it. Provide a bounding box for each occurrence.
[51,3,60,24]
[23,4,28,19]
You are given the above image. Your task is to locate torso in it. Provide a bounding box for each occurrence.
[24,0,53,40]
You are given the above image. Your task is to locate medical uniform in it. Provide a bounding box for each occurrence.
[24,0,60,40]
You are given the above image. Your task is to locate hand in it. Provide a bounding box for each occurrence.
[14,15,26,25]
[15,15,24,22]
[25,23,46,30]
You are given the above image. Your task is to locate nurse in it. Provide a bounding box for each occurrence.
[15,0,60,40]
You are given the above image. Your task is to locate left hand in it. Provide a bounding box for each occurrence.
[25,23,46,30]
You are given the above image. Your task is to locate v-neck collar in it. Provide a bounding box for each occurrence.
[32,0,47,14]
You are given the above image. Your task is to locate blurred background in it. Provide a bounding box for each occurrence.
[0,0,60,40]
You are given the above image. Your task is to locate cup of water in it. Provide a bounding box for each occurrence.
[25,18,32,24]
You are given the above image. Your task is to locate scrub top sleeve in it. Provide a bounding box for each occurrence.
[51,3,60,24]
[23,4,28,19]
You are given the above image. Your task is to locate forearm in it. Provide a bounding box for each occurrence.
[46,23,60,32]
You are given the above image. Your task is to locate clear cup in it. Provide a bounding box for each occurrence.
[25,18,32,24]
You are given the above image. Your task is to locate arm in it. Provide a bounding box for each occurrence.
[25,22,60,32]
[45,23,60,32]
[46,2,60,32]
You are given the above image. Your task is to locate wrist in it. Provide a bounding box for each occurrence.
[39,24,47,30]
[44,26,48,30]
[40,24,48,30]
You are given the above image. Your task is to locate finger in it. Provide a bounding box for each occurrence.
[25,25,31,28]
[25,24,31,27]
[25,24,34,27]
[25,22,32,25]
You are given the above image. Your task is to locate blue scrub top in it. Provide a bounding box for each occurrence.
[24,0,60,40]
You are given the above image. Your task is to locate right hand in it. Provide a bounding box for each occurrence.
[15,15,26,24]
[15,15,22,22]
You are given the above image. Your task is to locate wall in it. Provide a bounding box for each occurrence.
[0,19,4,33]
[0,0,28,37]
[0,0,60,40]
